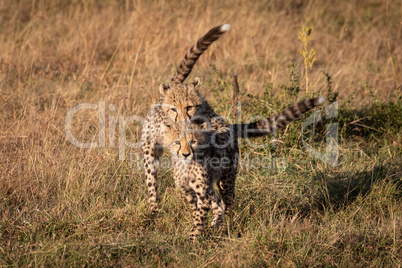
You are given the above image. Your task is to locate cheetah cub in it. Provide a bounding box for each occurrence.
[141,24,230,215]
[162,97,325,239]
[161,122,225,239]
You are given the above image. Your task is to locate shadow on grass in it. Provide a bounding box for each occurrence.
[312,163,402,212]
[339,99,402,139]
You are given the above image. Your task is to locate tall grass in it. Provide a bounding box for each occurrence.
[0,0,401,266]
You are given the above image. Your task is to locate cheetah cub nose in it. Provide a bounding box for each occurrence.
[182,152,191,158]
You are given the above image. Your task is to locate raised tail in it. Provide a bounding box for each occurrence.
[230,97,325,138]
[170,24,230,85]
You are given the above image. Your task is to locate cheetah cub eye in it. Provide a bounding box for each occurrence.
[175,141,181,145]
[189,140,197,146]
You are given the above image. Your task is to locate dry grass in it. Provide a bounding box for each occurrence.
[1,0,401,266]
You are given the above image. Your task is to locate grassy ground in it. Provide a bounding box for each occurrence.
[1,0,401,266]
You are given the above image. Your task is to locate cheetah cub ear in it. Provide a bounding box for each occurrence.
[199,121,208,130]
[192,77,202,91]
[159,83,170,96]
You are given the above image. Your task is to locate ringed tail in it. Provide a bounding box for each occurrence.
[231,97,325,138]
[170,24,230,85]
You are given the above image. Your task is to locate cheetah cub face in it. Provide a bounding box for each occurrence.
[158,78,205,123]
[161,122,206,163]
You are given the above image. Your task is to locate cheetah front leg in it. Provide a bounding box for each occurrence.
[188,182,210,240]
[142,135,163,216]
[182,190,198,219]
[218,172,236,216]
[208,187,223,228]
[185,187,222,231]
